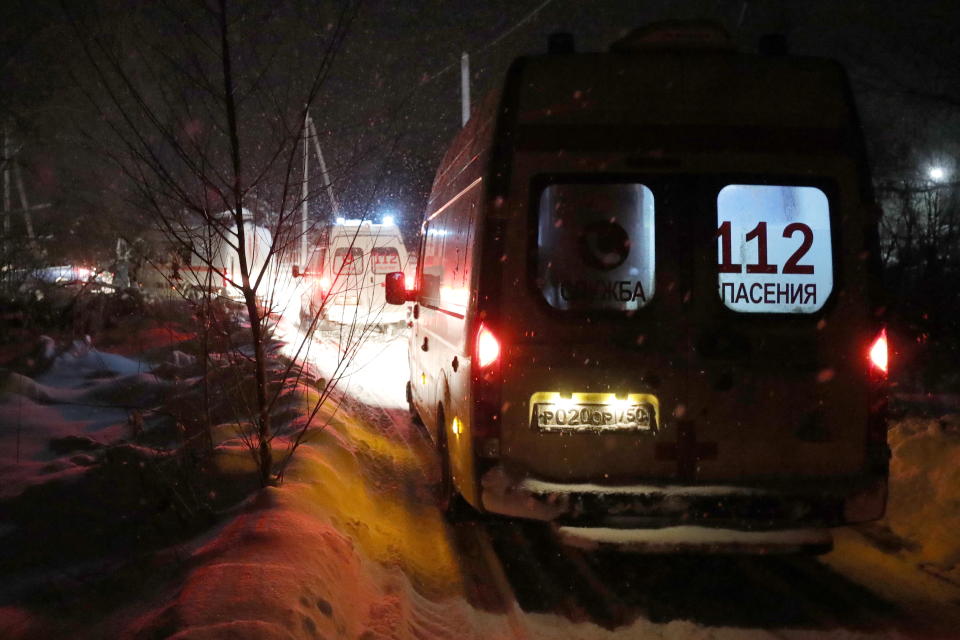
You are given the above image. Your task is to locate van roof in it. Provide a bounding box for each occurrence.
[515,52,851,131]
[428,44,860,211]
[329,220,402,236]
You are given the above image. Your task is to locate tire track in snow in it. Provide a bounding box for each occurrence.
[294,324,920,637]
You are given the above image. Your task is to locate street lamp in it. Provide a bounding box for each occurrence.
[929,166,946,182]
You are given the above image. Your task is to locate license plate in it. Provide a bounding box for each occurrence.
[534,402,655,432]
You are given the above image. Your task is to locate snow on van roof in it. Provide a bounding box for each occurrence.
[611,20,735,52]
[334,217,396,226]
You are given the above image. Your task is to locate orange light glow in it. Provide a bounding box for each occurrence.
[869,329,888,375]
[319,276,331,292]
[405,274,414,291]
[476,324,500,368]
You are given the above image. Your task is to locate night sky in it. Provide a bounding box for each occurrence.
[2,0,958,254]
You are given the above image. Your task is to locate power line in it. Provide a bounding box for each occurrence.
[418,0,557,87]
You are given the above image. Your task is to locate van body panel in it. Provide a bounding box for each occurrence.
[407,41,887,537]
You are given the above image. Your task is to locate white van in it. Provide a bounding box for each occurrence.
[186,208,274,302]
[302,219,411,329]
[385,23,889,552]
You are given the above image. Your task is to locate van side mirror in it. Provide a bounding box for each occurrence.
[292,265,301,278]
[385,271,411,305]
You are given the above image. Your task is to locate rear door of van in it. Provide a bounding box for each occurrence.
[329,242,364,320]
[491,53,877,490]
[370,243,404,312]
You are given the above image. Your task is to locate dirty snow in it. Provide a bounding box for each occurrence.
[2,328,958,638]
[0,339,160,499]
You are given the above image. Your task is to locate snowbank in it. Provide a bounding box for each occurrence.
[882,413,960,583]
[0,342,161,499]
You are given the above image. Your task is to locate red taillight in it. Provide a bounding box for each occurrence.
[869,329,888,376]
[476,323,500,368]
[404,274,414,291]
[319,276,331,292]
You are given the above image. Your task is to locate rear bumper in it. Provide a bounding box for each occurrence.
[479,465,887,530]
[555,524,833,554]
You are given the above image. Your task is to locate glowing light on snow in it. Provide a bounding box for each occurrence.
[274,315,410,411]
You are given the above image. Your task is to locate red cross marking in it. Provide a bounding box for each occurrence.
[655,419,718,480]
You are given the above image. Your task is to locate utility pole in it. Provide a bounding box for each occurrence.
[301,110,309,268]
[300,110,341,269]
[461,52,471,127]
[3,122,10,240]
[14,160,35,241]
[306,114,339,218]
[1,123,45,254]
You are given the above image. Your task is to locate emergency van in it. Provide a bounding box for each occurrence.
[302,219,411,329]
[385,22,888,552]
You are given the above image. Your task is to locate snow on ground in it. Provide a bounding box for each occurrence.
[822,408,960,629]
[273,316,409,410]
[0,339,160,499]
[883,411,960,581]
[112,322,915,638]
[124,336,855,640]
[2,317,958,639]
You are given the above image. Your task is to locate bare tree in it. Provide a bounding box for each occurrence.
[62,0,372,485]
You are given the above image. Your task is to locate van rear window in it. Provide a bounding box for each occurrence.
[371,247,401,274]
[537,183,655,311]
[716,185,832,313]
[333,247,363,275]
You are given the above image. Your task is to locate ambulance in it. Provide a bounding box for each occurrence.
[386,22,888,552]
[302,219,411,329]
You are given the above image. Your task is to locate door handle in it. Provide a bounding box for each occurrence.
[421,337,429,351]
[413,303,419,319]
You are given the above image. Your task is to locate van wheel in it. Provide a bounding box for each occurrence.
[406,381,422,425]
[300,300,319,329]
[435,405,469,519]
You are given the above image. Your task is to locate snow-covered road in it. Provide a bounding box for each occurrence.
[6,322,957,639]
[268,318,960,639]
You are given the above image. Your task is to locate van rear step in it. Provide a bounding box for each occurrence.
[555,525,833,555]
[480,466,879,528]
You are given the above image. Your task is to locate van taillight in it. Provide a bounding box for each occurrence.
[404,274,414,290]
[866,328,889,465]
[476,324,500,368]
[319,276,331,292]
[473,322,502,455]
[869,329,888,376]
